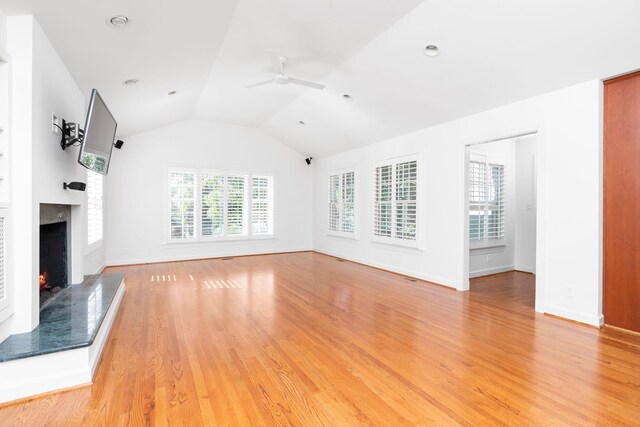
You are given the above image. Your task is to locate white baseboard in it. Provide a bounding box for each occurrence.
[0,279,126,404]
[514,264,535,274]
[106,247,312,267]
[544,304,604,327]
[469,264,515,278]
[313,247,458,289]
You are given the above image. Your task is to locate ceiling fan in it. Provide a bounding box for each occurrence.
[246,52,325,90]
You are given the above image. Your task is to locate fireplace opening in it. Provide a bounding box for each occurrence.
[39,205,72,309]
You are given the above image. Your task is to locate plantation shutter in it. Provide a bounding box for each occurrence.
[374,165,393,237]
[169,170,196,240]
[487,163,505,240]
[201,173,225,237]
[328,170,356,236]
[252,175,274,236]
[87,171,103,245]
[373,157,419,246]
[395,160,417,240]
[341,171,355,233]
[469,160,486,241]
[469,158,505,245]
[227,174,248,236]
[328,174,340,232]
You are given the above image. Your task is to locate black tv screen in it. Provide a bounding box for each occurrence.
[78,89,117,175]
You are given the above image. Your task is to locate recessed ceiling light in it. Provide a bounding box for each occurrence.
[342,94,353,101]
[168,91,177,96]
[107,15,129,28]
[122,79,139,86]
[424,44,440,57]
[298,120,306,125]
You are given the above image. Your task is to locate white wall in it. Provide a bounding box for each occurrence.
[0,8,6,52]
[105,119,312,265]
[0,8,7,344]
[313,79,602,326]
[514,135,537,273]
[5,16,103,335]
[468,139,516,277]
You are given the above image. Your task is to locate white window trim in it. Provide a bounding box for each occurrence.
[469,154,506,250]
[327,167,358,240]
[166,166,275,244]
[86,171,104,253]
[371,154,423,250]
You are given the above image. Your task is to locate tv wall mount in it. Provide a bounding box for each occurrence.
[57,119,84,150]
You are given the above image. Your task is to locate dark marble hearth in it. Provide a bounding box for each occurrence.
[0,273,124,363]
[40,286,64,309]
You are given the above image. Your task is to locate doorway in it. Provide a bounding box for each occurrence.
[463,133,539,309]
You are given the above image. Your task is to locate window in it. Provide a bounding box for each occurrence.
[87,170,103,248]
[227,174,248,236]
[328,169,356,237]
[373,155,419,247]
[201,173,224,237]
[169,169,196,240]
[469,156,505,248]
[252,176,274,236]
[169,168,274,242]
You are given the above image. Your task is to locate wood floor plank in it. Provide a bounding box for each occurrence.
[0,252,638,425]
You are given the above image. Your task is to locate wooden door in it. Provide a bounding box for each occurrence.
[604,71,640,333]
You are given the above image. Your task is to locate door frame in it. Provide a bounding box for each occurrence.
[457,124,547,314]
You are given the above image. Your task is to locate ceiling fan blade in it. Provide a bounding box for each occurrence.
[246,79,274,89]
[288,78,325,90]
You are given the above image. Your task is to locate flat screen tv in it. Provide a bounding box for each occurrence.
[78,89,117,175]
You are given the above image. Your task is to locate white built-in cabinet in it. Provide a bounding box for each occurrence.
[0,50,12,322]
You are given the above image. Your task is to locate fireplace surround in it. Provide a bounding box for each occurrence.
[39,204,72,309]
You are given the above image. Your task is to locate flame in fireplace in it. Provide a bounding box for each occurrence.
[39,272,50,290]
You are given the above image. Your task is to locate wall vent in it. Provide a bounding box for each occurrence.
[404,277,417,283]
[220,257,235,261]
[335,258,345,262]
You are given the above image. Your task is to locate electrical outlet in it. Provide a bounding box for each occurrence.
[51,113,61,135]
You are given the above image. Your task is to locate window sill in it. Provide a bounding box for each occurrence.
[165,236,276,246]
[371,237,423,252]
[327,232,359,241]
[470,244,506,255]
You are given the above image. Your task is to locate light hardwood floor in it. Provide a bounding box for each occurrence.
[0,252,638,425]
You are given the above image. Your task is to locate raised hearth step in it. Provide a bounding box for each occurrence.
[0,273,124,363]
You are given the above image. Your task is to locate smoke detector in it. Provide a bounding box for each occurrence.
[122,79,139,86]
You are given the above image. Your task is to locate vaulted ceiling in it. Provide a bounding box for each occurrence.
[1,0,640,157]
